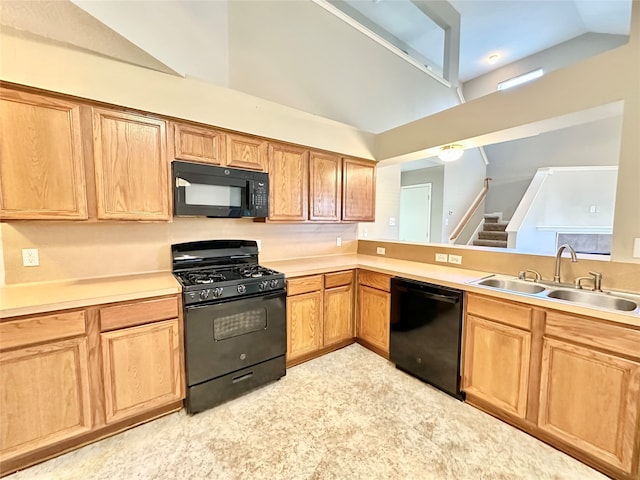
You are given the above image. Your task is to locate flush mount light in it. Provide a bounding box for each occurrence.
[488,53,500,65]
[497,68,544,91]
[438,144,464,162]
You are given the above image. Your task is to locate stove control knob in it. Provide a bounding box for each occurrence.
[270,279,279,288]
[199,289,211,300]
[259,280,269,291]
[237,284,246,294]
[212,287,223,298]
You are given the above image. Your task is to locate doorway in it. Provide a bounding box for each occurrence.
[399,183,432,243]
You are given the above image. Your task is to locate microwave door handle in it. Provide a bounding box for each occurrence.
[247,184,255,211]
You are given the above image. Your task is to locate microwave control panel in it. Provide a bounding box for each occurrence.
[253,180,269,217]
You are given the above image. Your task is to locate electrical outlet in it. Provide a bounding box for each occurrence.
[435,253,448,262]
[388,217,396,226]
[448,254,462,265]
[362,228,368,238]
[376,247,386,255]
[22,248,39,267]
[336,237,342,247]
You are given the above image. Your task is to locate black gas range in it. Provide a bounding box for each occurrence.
[172,240,287,414]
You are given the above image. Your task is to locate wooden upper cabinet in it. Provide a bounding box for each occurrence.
[342,158,375,222]
[0,88,87,220]
[172,122,225,165]
[309,152,341,221]
[226,133,268,171]
[92,108,170,221]
[268,143,309,221]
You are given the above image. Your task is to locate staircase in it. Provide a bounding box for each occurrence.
[473,213,508,248]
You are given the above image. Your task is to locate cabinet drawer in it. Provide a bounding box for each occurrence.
[358,270,390,292]
[100,296,179,332]
[324,270,354,289]
[0,311,86,351]
[287,275,323,296]
[466,294,532,330]
[544,310,640,359]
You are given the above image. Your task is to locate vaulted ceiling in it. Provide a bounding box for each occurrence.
[0,0,632,133]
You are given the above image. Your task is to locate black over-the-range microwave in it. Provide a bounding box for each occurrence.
[172,161,269,218]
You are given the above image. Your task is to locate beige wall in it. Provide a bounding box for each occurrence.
[0,29,375,159]
[374,4,640,263]
[1,220,357,284]
[358,240,640,294]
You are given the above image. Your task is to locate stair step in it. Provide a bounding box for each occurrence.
[478,231,508,241]
[483,214,501,224]
[473,239,508,248]
[483,221,509,232]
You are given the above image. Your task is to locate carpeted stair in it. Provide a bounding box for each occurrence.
[473,214,509,248]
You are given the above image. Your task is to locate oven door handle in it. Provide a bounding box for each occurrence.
[232,371,254,383]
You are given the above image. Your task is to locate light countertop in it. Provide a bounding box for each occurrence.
[1,272,181,319]
[265,254,640,328]
[2,255,639,328]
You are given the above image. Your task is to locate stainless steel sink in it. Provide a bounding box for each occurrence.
[545,289,638,312]
[477,278,546,294]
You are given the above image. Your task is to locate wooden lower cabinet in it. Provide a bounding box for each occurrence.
[462,293,640,480]
[0,295,184,476]
[286,271,355,365]
[356,270,390,356]
[286,290,323,363]
[324,283,354,347]
[462,315,531,418]
[357,285,390,355]
[0,337,92,464]
[538,337,640,475]
[101,319,182,424]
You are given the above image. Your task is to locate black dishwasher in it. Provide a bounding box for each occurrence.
[390,277,465,400]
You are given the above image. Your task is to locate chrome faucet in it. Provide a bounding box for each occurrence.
[553,244,578,283]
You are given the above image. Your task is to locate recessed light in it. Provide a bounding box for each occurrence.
[488,54,501,65]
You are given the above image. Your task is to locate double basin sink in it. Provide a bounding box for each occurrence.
[472,275,640,314]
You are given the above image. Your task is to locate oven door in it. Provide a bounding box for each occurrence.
[185,290,286,386]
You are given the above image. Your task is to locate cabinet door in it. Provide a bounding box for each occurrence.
[342,158,375,222]
[324,284,353,346]
[0,338,92,462]
[538,338,640,474]
[0,88,87,220]
[226,133,267,171]
[357,285,390,354]
[286,291,323,362]
[309,152,341,221]
[462,315,531,418]
[101,319,182,424]
[268,143,309,221]
[172,122,225,165]
[92,108,169,221]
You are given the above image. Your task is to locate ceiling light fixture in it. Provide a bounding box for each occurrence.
[438,144,464,162]
[488,53,500,65]
[497,68,544,91]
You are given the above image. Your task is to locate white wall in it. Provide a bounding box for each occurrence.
[485,115,622,219]
[227,0,459,133]
[463,32,628,101]
[512,167,617,255]
[442,149,487,241]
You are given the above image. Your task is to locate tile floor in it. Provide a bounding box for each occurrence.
[8,344,607,479]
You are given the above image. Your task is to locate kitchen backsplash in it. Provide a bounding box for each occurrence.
[1,219,358,284]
